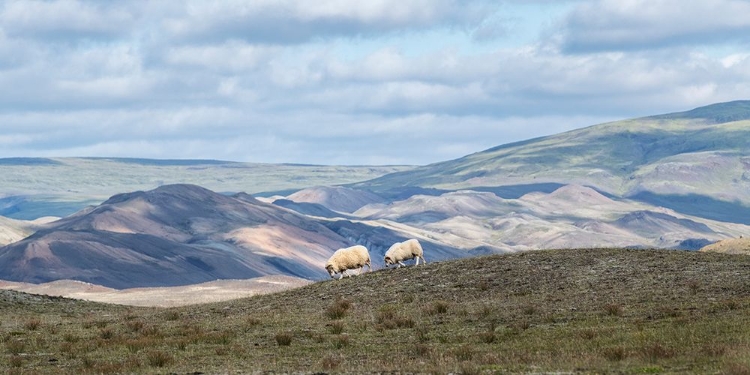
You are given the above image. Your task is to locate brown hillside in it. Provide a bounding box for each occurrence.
[700,236,750,255]
[2,248,750,373]
[0,184,349,288]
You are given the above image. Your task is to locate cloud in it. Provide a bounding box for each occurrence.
[1,1,750,165]
[0,105,610,165]
[163,42,279,73]
[558,0,750,52]
[0,0,137,40]
[160,0,492,45]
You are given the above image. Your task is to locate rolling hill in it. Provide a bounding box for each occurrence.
[2,248,750,373]
[0,158,412,219]
[349,184,745,252]
[2,100,750,291]
[0,216,56,246]
[355,100,750,225]
[0,184,348,288]
[0,184,467,288]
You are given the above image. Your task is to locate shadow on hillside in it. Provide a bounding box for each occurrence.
[474,183,566,199]
[632,192,750,225]
[0,196,91,220]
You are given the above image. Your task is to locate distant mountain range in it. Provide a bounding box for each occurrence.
[0,184,465,288]
[0,158,412,220]
[357,100,750,225]
[1,100,749,289]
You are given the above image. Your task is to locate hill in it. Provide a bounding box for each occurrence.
[2,248,750,373]
[350,184,747,252]
[356,100,750,225]
[0,157,412,219]
[0,275,311,307]
[0,184,468,288]
[0,216,29,246]
[700,236,750,255]
[0,184,349,288]
[286,185,387,213]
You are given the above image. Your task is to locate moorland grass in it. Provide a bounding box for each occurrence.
[2,248,750,373]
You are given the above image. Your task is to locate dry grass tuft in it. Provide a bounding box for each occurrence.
[126,319,145,332]
[275,332,293,346]
[425,300,450,315]
[640,343,674,361]
[319,354,343,370]
[724,362,750,375]
[328,321,345,334]
[325,298,352,320]
[145,350,173,368]
[331,334,350,349]
[163,311,181,321]
[415,343,431,357]
[8,355,23,368]
[99,327,115,340]
[23,319,42,331]
[453,345,474,361]
[601,346,628,361]
[5,340,25,355]
[604,303,624,316]
[375,305,415,329]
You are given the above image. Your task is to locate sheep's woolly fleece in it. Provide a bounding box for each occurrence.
[384,239,426,268]
[325,245,372,279]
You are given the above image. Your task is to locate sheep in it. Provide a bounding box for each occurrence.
[384,239,426,268]
[325,245,372,279]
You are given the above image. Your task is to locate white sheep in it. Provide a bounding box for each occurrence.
[384,239,426,268]
[325,245,372,279]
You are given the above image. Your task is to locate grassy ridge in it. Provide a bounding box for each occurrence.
[2,248,750,373]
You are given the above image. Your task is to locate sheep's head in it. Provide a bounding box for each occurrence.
[325,264,336,278]
[384,256,394,267]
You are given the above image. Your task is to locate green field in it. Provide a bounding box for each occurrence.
[2,248,750,373]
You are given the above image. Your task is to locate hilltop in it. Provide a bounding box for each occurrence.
[356,100,750,225]
[0,184,467,288]
[0,184,348,288]
[700,236,750,255]
[1,248,750,373]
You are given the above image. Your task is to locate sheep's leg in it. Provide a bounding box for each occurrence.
[415,257,420,266]
[398,261,406,268]
[419,255,426,265]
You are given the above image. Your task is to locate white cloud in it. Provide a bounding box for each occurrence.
[559,0,750,52]
[164,42,279,73]
[0,0,136,40]
[0,1,749,165]
[160,0,491,44]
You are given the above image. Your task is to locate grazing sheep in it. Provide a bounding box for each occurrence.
[325,245,372,279]
[384,239,426,268]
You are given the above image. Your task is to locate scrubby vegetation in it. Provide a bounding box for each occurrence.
[2,248,750,373]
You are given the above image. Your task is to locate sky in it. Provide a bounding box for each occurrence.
[1,0,749,166]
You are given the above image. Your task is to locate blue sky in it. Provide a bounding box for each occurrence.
[1,0,749,165]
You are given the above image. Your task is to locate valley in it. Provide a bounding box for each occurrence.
[1,101,750,303]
